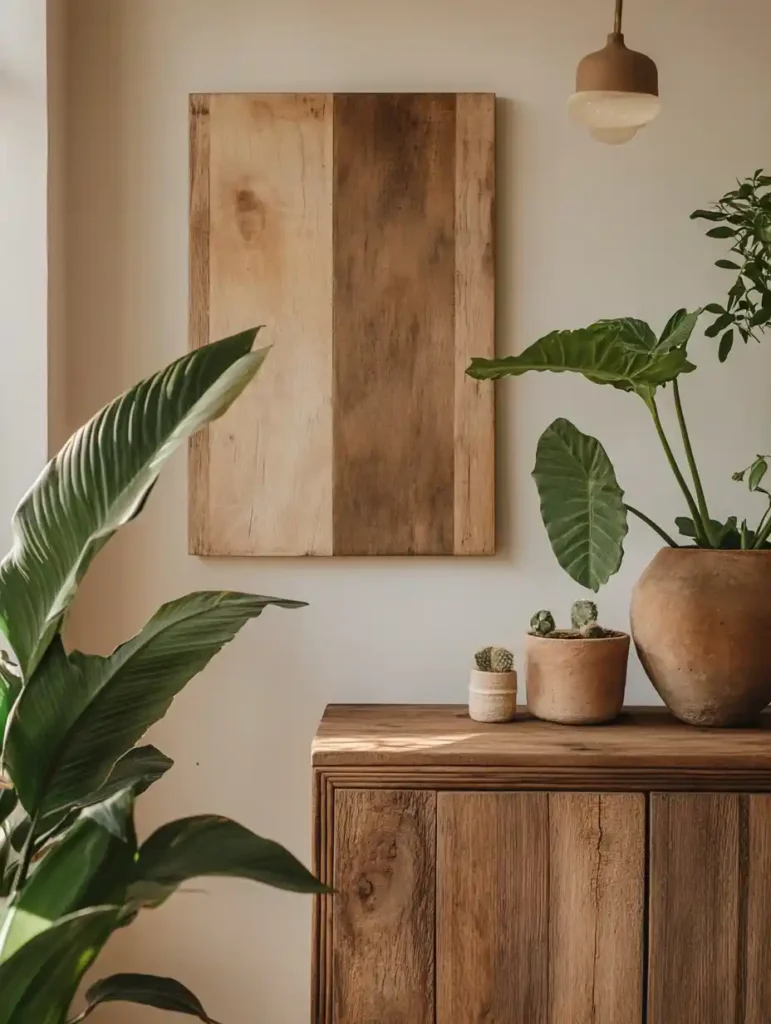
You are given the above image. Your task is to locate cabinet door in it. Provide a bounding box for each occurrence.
[649,793,771,1024]
[331,789,436,1024]
[436,792,645,1024]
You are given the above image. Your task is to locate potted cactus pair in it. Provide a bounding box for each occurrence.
[469,646,517,723]
[526,601,630,725]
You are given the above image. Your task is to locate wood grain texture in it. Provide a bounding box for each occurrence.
[649,794,741,1023]
[332,789,435,1024]
[190,92,334,555]
[312,704,771,770]
[332,93,456,555]
[436,792,549,1021]
[745,796,771,1023]
[454,93,495,554]
[548,793,644,1023]
[436,793,643,1024]
[189,93,495,557]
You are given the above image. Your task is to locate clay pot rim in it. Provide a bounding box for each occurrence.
[526,632,630,646]
[656,546,771,558]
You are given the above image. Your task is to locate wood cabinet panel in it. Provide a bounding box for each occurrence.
[648,793,771,1023]
[332,789,436,1024]
[436,792,644,1023]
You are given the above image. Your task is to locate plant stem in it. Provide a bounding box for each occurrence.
[12,811,39,896]
[625,505,680,547]
[644,393,710,546]
[672,380,718,545]
[753,506,771,549]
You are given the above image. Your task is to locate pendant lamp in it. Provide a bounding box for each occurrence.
[568,0,661,145]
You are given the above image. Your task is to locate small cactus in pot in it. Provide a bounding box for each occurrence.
[469,646,517,724]
[526,600,630,725]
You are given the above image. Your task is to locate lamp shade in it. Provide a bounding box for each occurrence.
[569,32,661,144]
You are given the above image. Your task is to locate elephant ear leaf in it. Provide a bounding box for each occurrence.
[0,329,268,680]
[533,418,628,592]
[127,815,328,909]
[4,593,305,818]
[71,973,222,1024]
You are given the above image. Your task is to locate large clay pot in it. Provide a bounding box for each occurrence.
[525,632,630,725]
[631,548,771,727]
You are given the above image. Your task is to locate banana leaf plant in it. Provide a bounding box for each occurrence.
[467,170,771,591]
[0,329,326,1023]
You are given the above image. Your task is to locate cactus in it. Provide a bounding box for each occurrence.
[490,647,514,673]
[530,610,556,636]
[581,623,606,638]
[474,646,493,671]
[474,646,514,672]
[571,599,598,631]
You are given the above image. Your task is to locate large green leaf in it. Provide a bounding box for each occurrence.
[0,661,22,757]
[532,418,628,591]
[0,790,135,963]
[466,317,695,391]
[0,906,118,1024]
[5,593,304,817]
[71,974,221,1023]
[0,329,268,680]
[658,308,701,352]
[127,815,327,908]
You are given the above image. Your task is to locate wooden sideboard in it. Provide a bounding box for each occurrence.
[311,704,771,1024]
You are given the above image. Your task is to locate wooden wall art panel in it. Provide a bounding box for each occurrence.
[189,92,495,556]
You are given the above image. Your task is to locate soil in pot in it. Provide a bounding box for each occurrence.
[631,548,771,727]
[526,630,630,725]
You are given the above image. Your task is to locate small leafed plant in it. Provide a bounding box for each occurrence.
[0,330,326,1024]
[529,601,618,640]
[474,646,515,672]
[468,170,771,591]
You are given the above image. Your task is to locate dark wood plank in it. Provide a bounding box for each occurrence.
[332,93,457,555]
[312,705,771,770]
[332,789,435,1023]
[649,794,741,1023]
[745,796,771,1024]
[436,792,549,1021]
[548,794,644,1023]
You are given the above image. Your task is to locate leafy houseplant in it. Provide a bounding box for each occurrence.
[0,329,326,1023]
[525,601,630,726]
[469,170,771,726]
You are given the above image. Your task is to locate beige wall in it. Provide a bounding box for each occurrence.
[62,0,771,1019]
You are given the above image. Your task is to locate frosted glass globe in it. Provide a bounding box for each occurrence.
[568,90,661,143]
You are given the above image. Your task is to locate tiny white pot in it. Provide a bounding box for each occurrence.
[468,669,518,723]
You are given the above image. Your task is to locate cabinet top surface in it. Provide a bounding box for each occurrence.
[312,704,771,768]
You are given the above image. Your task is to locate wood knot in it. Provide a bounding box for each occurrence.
[357,876,374,900]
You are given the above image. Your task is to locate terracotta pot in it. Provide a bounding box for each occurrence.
[631,548,771,727]
[525,632,629,725]
[468,669,518,723]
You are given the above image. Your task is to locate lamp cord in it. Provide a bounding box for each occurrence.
[614,0,624,34]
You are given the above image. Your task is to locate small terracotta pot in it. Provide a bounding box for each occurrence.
[631,548,771,727]
[468,669,518,723]
[525,632,629,725]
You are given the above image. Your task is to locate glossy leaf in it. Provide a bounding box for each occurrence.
[0,906,118,1024]
[718,330,735,361]
[71,974,221,1024]
[5,593,304,817]
[657,308,701,353]
[532,419,628,592]
[0,790,134,964]
[0,330,268,680]
[748,457,768,492]
[0,661,22,758]
[467,319,695,392]
[128,815,328,908]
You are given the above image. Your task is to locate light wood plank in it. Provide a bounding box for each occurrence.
[649,794,741,1023]
[332,93,457,555]
[548,793,644,1023]
[312,705,771,771]
[191,92,333,555]
[454,93,495,554]
[436,792,549,1021]
[188,94,211,553]
[332,789,435,1024]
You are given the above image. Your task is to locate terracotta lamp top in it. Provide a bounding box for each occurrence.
[576,32,659,96]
